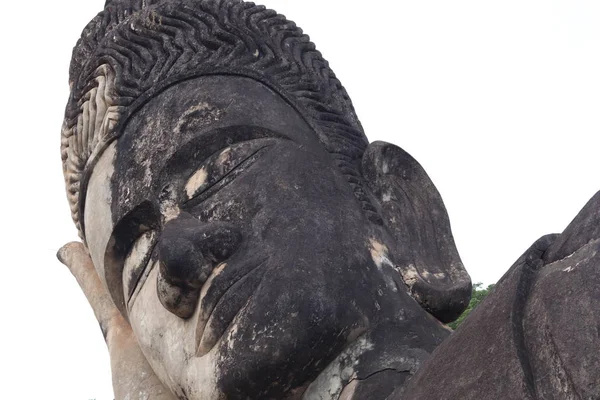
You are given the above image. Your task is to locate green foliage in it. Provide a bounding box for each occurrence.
[448,283,495,330]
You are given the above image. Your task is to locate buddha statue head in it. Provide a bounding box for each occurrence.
[61,0,471,398]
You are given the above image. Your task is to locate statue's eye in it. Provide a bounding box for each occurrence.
[104,201,160,316]
[184,138,274,204]
[123,230,158,308]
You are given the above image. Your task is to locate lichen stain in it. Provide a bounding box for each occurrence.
[175,102,224,134]
[142,10,163,29]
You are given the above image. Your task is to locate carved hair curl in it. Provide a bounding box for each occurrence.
[62,0,376,238]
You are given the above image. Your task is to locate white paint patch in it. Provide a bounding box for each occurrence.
[369,239,392,270]
[302,336,374,400]
[200,263,227,301]
[369,238,399,292]
[185,167,208,199]
[161,203,181,223]
[195,263,228,344]
[400,264,420,288]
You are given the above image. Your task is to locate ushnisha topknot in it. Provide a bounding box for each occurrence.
[62,0,377,239]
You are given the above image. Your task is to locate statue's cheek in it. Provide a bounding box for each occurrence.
[128,265,196,390]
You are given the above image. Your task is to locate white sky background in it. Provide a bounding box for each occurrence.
[1,0,598,399]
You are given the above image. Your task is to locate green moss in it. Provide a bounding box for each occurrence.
[448,283,495,330]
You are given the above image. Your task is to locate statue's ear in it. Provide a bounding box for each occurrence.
[362,141,471,323]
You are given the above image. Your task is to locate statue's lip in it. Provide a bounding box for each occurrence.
[194,256,269,356]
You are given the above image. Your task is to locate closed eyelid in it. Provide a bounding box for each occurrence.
[183,138,275,203]
[123,231,158,296]
[159,125,287,188]
[102,200,161,317]
[124,230,159,310]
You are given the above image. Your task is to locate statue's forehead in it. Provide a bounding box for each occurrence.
[110,74,318,221]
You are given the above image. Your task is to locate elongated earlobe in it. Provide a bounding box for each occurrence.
[362,141,471,323]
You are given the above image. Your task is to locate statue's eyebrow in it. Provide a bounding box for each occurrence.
[159,125,285,184]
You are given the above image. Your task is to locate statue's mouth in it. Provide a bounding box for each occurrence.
[194,255,269,356]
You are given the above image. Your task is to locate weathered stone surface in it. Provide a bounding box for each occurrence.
[362,141,471,323]
[59,1,471,398]
[391,192,600,400]
[524,192,600,399]
[58,0,598,399]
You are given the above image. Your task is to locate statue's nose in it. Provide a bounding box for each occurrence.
[156,213,242,318]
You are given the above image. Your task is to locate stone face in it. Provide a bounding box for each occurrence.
[59,1,598,399]
[60,1,471,399]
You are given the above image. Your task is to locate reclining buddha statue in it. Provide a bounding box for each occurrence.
[58,1,600,398]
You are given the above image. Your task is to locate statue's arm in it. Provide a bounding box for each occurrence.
[57,242,176,400]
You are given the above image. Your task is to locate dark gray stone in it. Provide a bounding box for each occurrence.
[58,0,598,399]
[391,192,600,400]
[60,1,471,398]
